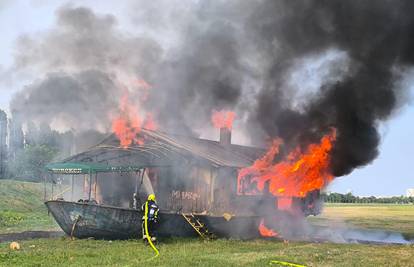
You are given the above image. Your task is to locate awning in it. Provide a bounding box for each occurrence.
[45,162,144,174]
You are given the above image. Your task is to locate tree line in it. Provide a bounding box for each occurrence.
[322,192,414,204]
[0,109,106,182]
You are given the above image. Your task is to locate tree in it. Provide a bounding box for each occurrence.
[0,110,7,178]
[8,144,58,182]
[8,118,24,161]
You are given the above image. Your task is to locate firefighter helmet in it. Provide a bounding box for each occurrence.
[148,194,156,202]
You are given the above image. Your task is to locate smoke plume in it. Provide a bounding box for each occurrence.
[8,1,414,177]
[11,5,161,133]
[246,0,414,176]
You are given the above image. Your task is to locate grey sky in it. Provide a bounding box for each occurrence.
[0,0,413,196]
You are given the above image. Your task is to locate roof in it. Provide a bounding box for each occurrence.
[62,129,265,168]
[45,162,143,174]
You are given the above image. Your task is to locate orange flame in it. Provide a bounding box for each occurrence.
[211,110,236,130]
[238,129,336,199]
[111,80,158,148]
[258,219,278,237]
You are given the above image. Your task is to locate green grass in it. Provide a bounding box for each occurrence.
[0,237,413,267]
[0,179,58,233]
[309,203,414,237]
[1,180,414,266]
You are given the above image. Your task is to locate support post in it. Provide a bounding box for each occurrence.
[94,172,97,201]
[88,170,92,201]
[71,174,74,201]
[83,174,87,199]
[51,173,54,200]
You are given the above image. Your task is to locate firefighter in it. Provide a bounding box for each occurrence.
[141,194,159,243]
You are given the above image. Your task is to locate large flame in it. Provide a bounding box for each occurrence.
[238,129,337,199]
[211,110,236,130]
[111,81,157,148]
[258,219,278,237]
[112,93,143,148]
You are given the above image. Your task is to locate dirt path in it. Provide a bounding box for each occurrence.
[0,231,65,243]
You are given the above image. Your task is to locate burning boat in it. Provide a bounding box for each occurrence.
[44,127,323,239]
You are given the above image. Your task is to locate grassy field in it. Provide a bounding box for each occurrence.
[0,237,413,267]
[0,179,413,266]
[309,203,414,238]
[0,180,58,234]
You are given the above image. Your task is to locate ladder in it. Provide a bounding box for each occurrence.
[182,213,215,240]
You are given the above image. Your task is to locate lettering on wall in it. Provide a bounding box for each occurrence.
[171,190,200,201]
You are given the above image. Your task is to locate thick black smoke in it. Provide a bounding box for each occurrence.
[141,1,255,135]
[148,20,246,134]
[8,1,414,177]
[247,0,414,176]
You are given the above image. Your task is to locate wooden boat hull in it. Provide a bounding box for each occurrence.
[45,200,262,239]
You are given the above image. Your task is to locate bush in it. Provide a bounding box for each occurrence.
[7,145,58,182]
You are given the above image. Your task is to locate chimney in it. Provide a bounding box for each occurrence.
[219,127,231,146]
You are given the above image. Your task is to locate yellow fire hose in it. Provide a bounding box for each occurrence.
[270,260,306,267]
[144,201,159,259]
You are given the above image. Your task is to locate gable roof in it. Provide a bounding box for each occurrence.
[63,129,264,168]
